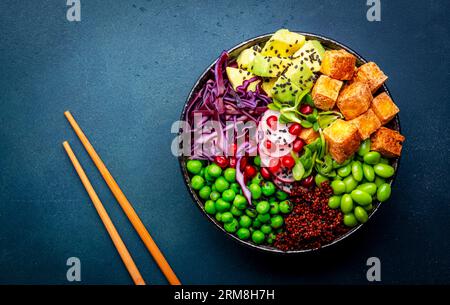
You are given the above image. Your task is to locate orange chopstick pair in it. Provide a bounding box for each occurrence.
[63,111,181,285]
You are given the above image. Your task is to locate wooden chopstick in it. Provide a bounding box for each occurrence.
[62,141,146,285]
[64,111,181,285]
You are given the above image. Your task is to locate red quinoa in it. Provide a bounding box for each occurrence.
[275,181,350,251]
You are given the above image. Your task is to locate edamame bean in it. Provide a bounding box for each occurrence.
[364,203,374,212]
[362,164,375,182]
[350,190,372,206]
[279,200,293,214]
[215,198,230,212]
[340,194,354,214]
[270,215,284,229]
[233,194,247,210]
[248,183,262,199]
[374,164,395,178]
[261,181,276,196]
[252,230,265,244]
[256,201,270,214]
[222,189,236,202]
[357,183,377,196]
[377,183,392,202]
[343,176,358,193]
[207,163,222,178]
[315,174,329,187]
[351,160,363,182]
[257,213,271,223]
[337,164,352,177]
[276,190,289,201]
[204,200,216,215]
[224,218,239,233]
[236,228,250,240]
[190,175,205,190]
[363,152,381,165]
[221,212,233,223]
[328,195,341,209]
[187,160,203,174]
[343,213,358,227]
[354,206,369,223]
[269,202,280,215]
[379,157,389,164]
[239,215,252,228]
[223,168,236,182]
[214,177,229,192]
[374,176,386,187]
[358,139,371,156]
[331,180,346,195]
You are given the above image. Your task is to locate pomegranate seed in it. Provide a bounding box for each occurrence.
[260,167,271,179]
[300,105,313,115]
[239,157,248,171]
[244,165,257,178]
[229,157,237,168]
[292,138,305,152]
[301,175,315,187]
[281,155,295,169]
[288,123,302,136]
[214,156,228,169]
[266,115,278,130]
[265,140,272,150]
[269,159,281,173]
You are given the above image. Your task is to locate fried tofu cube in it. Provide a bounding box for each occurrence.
[323,119,361,163]
[353,62,388,93]
[371,92,399,125]
[370,127,405,158]
[350,109,381,140]
[299,128,319,144]
[336,81,373,120]
[320,49,356,80]
[311,75,343,110]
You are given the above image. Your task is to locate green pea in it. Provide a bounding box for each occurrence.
[253,156,261,167]
[351,161,363,182]
[230,182,240,194]
[269,202,280,214]
[214,176,229,193]
[222,189,236,202]
[377,183,392,202]
[236,228,250,240]
[198,186,211,200]
[315,174,329,187]
[343,176,358,193]
[215,212,222,222]
[209,191,220,201]
[207,163,222,178]
[354,206,369,223]
[350,190,372,206]
[186,160,203,174]
[239,215,252,228]
[374,176,386,187]
[343,213,358,227]
[269,197,277,203]
[233,194,247,210]
[251,230,265,244]
[211,183,216,191]
[363,152,381,165]
[215,198,230,212]
[357,139,371,156]
[328,195,341,209]
[374,164,395,178]
[223,168,236,182]
[270,215,284,229]
[362,164,375,182]
[279,200,293,214]
[204,200,216,215]
[230,206,243,217]
[252,218,262,228]
[337,164,352,177]
[221,212,233,223]
[331,180,346,195]
[257,213,271,223]
[340,194,354,214]
[245,208,257,218]
[248,183,262,199]
[379,157,389,164]
[256,201,270,214]
[251,173,263,185]
[261,224,272,234]
[357,183,377,196]
[190,175,205,190]
[276,190,289,201]
[204,167,215,182]
[261,181,276,196]
[224,218,239,233]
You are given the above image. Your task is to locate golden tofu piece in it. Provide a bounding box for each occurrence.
[350,109,381,140]
[370,127,405,158]
[320,49,356,80]
[336,82,373,120]
[311,75,343,110]
[353,62,388,93]
[323,119,361,163]
[299,128,319,144]
[371,92,399,125]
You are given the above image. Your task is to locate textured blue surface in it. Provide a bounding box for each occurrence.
[0,0,449,284]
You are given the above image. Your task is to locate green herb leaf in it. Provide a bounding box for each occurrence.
[292,161,305,181]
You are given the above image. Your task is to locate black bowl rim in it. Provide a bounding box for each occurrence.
[178,31,401,254]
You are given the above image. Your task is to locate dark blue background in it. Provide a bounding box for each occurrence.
[1,0,449,284]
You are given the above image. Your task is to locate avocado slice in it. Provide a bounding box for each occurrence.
[261,29,305,57]
[270,75,302,104]
[237,45,261,70]
[292,40,325,72]
[226,67,259,92]
[249,53,292,78]
[261,77,277,97]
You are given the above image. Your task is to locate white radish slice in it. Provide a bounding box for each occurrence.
[259,111,296,145]
[273,166,295,183]
[273,177,294,194]
[258,147,277,167]
[259,139,292,158]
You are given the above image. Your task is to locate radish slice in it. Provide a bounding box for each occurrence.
[259,111,296,145]
[273,177,294,194]
[259,140,292,158]
[273,166,295,183]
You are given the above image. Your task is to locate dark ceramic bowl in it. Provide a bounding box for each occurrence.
[179,32,401,254]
